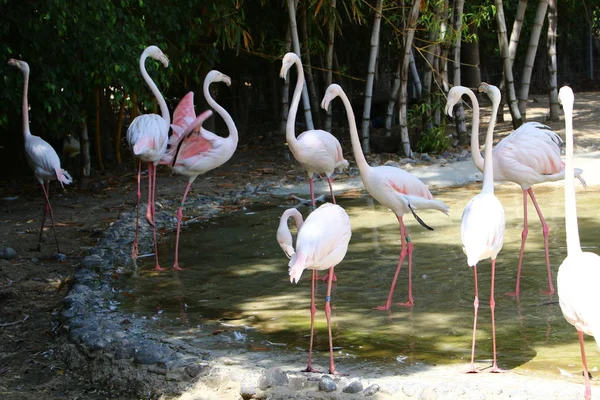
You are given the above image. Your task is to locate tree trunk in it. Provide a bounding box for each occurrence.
[518,0,548,116]
[451,0,468,145]
[495,0,523,128]
[385,59,401,135]
[131,92,139,121]
[324,0,336,132]
[299,0,321,128]
[280,21,293,139]
[115,95,126,165]
[409,50,422,98]
[361,0,383,154]
[399,0,421,158]
[94,88,105,172]
[461,22,481,88]
[286,0,314,130]
[547,0,560,120]
[80,119,91,179]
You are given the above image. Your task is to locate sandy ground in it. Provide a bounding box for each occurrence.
[0,89,599,399]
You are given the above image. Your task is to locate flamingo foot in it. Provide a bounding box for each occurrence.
[302,366,321,373]
[466,368,481,374]
[311,272,321,281]
[321,271,337,282]
[504,291,519,297]
[173,265,184,271]
[373,304,391,311]
[154,264,165,271]
[540,288,555,296]
[132,245,138,260]
[146,211,155,227]
[328,369,343,375]
[396,300,414,307]
[490,366,506,373]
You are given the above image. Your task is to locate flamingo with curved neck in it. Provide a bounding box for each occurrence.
[276,203,351,374]
[557,86,600,400]
[321,84,449,309]
[446,85,506,373]
[446,82,586,297]
[280,52,348,208]
[126,45,170,271]
[8,58,72,254]
[161,70,239,270]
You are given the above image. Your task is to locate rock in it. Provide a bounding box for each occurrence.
[82,254,105,268]
[343,380,363,394]
[421,153,432,162]
[257,367,289,390]
[319,375,337,392]
[364,384,380,396]
[0,247,16,260]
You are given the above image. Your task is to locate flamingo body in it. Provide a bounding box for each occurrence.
[321,83,448,309]
[127,114,169,163]
[280,53,348,207]
[461,193,505,267]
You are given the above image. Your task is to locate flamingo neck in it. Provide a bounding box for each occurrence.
[481,94,499,194]
[140,53,170,125]
[563,102,582,255]
[21,67,31,138]
[204,78,238,147]
[466,91,485,173]
[336,90,371,174]
[285,57,303,148]
[285,208,304,230]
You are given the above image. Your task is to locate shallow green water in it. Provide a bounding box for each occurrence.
[119,183,600,377]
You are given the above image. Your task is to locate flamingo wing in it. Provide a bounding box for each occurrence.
[169,91,198,146]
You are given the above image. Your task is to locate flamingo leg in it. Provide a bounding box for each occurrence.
[397,219,415,306]
[150,164,163,271]
[375,216,411,310]
[132,158,141,260]
[527,188,554,294]
[173,180,193,271]
[578,330,592,400]
[490,258,504,373]
[508,190,529,297]
[326,177,336,204]
[146,163,155,227]
[303,269,319,373]
[468,265,480,373]
[309,175,317,211]
[36,183,48,251]
[39,182,60,253]
[324,266,339,375]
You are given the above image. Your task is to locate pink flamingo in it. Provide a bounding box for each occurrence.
[161,70,238,270]
[8,59,72,254]
[447,82,586,297]
[280,52,349,208]
[126,45,170,271]
[321,84,449,309]
[277,203,351,374]
[557,86,600,400]
[447,85,505,373]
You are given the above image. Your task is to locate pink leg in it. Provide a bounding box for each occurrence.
[468,265,480,373]
[578,330,592,400]
[150,164,163,271]
[132,159,141,260]
[507,190,529,297]
[324,267,340,375]
[173,181,193,271]
[374,216,413,310]
[321,268,337,282]
[39,182,60,253]
[303,269,319,373]
[528,188,554,294]
[490,259,505,373]
[36,184,49,251]
[309,176,316,210]
[326,177,336,204]
[146,163,155,227]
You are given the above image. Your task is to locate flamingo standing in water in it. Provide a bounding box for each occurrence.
[161,70,238,270]
[447,82,586,297]
[8,59,72,255]
[321,84,449,309]
[126,45,170,271]
[276,203,351,374]
[280,53,349,208]
[447,85,505,373]
[556,86,600,400]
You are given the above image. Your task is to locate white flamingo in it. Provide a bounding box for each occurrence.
[447,85,505,373]
[557,85,600,400]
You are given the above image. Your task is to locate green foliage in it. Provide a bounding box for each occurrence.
[415,125,450,154]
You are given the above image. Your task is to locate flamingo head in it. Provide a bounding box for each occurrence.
[206,70,231,87]
[321,84,343,112]
[144,45,169,68]
[478,82,501,105]
[558,86,574,111]
[279,52,299,80]
[445,86,472,117]
[276,225,295,259]
[7,58,29,74]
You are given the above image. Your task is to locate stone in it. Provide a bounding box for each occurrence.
[1,247,16,260]
[257,367,289,390]
[319,375,337,392]
[364,384,380,396]
[82,254,106,268]
[343,380,363,394]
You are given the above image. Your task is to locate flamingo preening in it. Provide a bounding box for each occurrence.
[126,45,170,271]
[8,58,73,255]
[556,85,600,400]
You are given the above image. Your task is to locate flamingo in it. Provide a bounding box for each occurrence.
[126,45,170,271]
[447,85,506,373]
[276,203,351,374]
[161,70,238,270]
[280,52,349,208]
[321,84,449,309]
[556,86,600,400]
[8,58,73,255]
[446,82,586,297]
